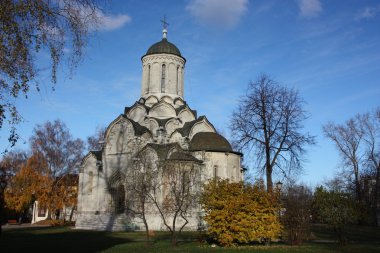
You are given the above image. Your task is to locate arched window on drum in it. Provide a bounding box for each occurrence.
[161,64,166,93]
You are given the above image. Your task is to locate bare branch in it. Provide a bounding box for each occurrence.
[230,74,315,192]
[0,0,104,147]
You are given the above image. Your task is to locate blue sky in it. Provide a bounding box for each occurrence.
[1,0,380,186]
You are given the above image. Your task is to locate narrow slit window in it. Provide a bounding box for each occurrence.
[213,165,218,179]
[88,171,93,194]
[146,65,150,93]
[161,64,166,93]
[176,66,179,94]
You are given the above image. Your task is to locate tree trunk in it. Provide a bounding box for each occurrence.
[69,205,76,222]
[0,192,3,239]
[142,215,150,244]
[353,164,362,203]
[353,164,367,225]
[375,164,380,226]
[0,213,3,238]
[266,143,273,192]
[172,216,178,246]
[266,168,273,193]
[171,230,177,247]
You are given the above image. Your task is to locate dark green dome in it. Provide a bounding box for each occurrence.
[189,132,233,152]
[146,38,182,57]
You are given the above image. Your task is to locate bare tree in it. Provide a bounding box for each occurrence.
[150,157,202,246]
[125,150,159,243]
[323,108,380,226]
[323,117,365,202]
[87,125,106,151]
[124,149,202,245]
[361,109,380,226]
[0,0,103,147]
[323,172,352,193]
[231,74,315,192]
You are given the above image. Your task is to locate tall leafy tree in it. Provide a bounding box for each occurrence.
[0,150,28,182]
[231,74,315,192]
[29,119,84,218]
[0,0,102,147]
[4,153,48,214]
[4,152,78,221]
[0,149,28,237]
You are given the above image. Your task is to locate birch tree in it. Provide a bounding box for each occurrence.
[323,108,380,226]
[0,0,102,147]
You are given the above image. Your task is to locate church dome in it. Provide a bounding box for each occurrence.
[189,132,233,152]
[145,38,182,57]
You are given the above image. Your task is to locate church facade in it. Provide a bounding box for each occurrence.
[75,28,243,231]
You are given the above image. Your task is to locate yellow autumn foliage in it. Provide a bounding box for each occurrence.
[5,154,49,212]
[5,153,78,217]
[201,179,282,247]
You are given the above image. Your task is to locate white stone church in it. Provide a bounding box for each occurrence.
[76,27,243,231]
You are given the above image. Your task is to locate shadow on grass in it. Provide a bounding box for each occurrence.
[1,226,132,253]
[2,226,379,253]
[311,224,380,243]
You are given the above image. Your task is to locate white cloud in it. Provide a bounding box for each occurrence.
[186,0,248,28]
[355,5,380,21]
[298,0,322,17]
[94,10,131,31]
[58,1,130,32]
[96,11,131,31]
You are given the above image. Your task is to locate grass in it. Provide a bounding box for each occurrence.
[311,223,380,243]
[1,224,379,253]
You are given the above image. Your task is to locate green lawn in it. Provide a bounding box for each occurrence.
[1,225,379,253]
